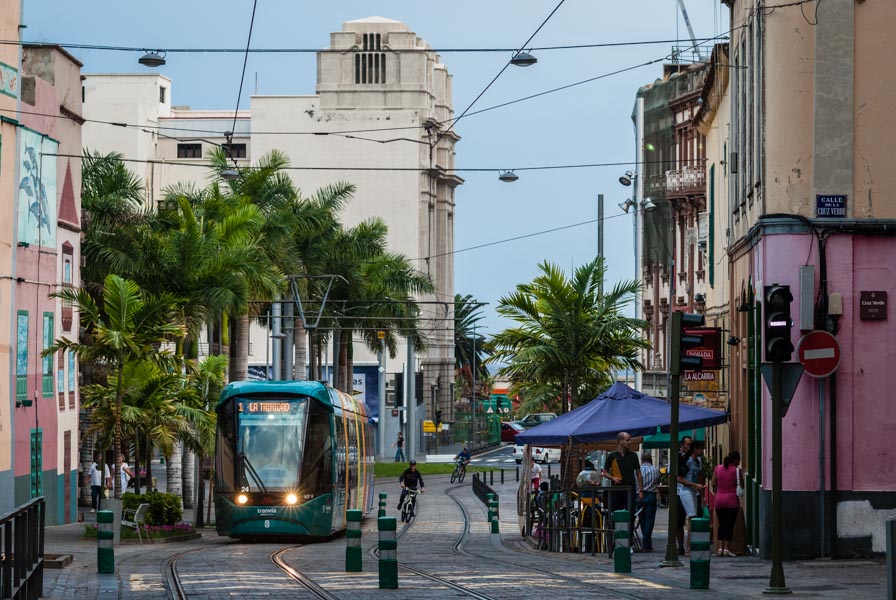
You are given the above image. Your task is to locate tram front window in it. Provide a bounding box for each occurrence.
[237,398,307,491]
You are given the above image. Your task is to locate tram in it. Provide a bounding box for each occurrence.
[214,380,375,539]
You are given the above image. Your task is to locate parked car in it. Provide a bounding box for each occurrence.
[516,413,558,429]
[513,442,561,464]
[501,421,525,443]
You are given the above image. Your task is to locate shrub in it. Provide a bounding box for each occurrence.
[119,491,183,525]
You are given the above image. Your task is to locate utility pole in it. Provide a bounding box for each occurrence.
[406,334,416,462]
[377,332,387,459]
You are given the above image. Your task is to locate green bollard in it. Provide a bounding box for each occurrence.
[346,509,363,572]
[689,517,711,589]
[613,510,631,573]
[97,510,115,574]
[490,500,500,534]
[378,492,387,518]
[378,516,398,589]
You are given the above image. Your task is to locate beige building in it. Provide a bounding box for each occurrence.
[691,1,896,560]
[82,17,460,454]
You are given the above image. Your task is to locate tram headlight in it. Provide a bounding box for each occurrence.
[285,493,298,505]
[236,494,248,505]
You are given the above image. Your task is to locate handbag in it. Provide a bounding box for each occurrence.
[736,467,745,497]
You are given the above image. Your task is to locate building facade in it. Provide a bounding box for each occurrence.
[82,17,459,457]
[0,37,83,522]
[693,0,896,558]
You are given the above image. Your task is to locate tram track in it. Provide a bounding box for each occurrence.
[444,484,646,600]
[165,542,340,600]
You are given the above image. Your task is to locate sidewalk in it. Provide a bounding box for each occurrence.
[488,476,887,598]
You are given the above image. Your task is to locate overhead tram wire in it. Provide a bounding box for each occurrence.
[434,0,567,146]
[223,0,259,175]
[0,35,728,55]
[1,30,732,141]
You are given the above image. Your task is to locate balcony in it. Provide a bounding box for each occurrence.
[665,166,706,195]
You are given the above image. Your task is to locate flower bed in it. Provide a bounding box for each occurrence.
[84,521,196,541]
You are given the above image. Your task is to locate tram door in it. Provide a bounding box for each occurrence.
[332,413,347,531]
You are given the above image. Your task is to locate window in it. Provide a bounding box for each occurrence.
[355,32,386,84]
[58,350,65,409]
[177,143,202,159]
[160,86,167,103]
[16,311,28,401]
[222,143,247,159]
[43,312,54,397]
[68,351,76,408]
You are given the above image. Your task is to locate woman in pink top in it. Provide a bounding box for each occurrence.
[712,450,743,557]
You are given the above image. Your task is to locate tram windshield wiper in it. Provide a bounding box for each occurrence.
[238,452,268,493]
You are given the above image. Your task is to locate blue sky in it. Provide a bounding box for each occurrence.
[23,0,726,334]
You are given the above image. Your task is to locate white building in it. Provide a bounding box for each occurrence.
[81,17,460,450]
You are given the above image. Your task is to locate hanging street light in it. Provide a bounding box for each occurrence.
[221,168,240,181]
[510,51,538,67]
[138,51,166,68]
[498,170,519,183]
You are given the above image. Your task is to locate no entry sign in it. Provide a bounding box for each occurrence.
[797,330,841,378]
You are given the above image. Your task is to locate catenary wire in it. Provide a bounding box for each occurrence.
[435,0,566,146]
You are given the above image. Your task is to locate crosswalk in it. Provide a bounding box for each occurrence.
[470,457,518,464]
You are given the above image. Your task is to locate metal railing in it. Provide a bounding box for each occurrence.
[525,486,634,556]
[0,497,45,599]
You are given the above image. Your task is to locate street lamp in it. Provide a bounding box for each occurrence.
[138,51,166,68]
[619,170,636,187]
[510,51,538,67]
[498,170,519,183]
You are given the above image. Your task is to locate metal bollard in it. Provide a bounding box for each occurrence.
[501,469,505,485]
[490,470,494,486]
[689,517,711,589]
[378,492,387,518]
[888,518,896,600]
[490,500,500,534]
[378,516,398,589]
[548,464,552,479]
[516,467,519,482]
[97,510,114,573]
[345,509,362,572]
[613,510,631,573]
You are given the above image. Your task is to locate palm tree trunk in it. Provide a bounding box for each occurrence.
[167,441,184,502]
[309,330,318,381]
[294,327,307,381]
[182,448,195,509]
[113,355,125,499]
[79,431,95,506]
[230,313,250,382]
[221,314,231,381]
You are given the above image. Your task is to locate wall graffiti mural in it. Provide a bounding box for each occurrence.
[18,129,57,247]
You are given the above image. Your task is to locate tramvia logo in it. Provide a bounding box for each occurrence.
[257,508,278,516]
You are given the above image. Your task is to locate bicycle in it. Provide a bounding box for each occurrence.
[400,488,421,523]
[450,459,468,483]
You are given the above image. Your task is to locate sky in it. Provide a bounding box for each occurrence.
[22,0,728,335]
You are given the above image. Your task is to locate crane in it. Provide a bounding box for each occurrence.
[675,0,702,61]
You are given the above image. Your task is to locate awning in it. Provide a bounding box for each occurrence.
[641,427,705,449]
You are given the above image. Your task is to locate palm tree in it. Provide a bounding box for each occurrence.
[488,258,649,413]
[44,274,186,498]
[186,355,227,527]
[454,294,490,400]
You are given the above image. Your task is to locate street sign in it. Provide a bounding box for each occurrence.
[422,420,436,433]
[760,363,805,418]
[797,330,841,378]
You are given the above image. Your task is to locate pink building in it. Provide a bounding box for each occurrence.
[693,1,896,558]
[0,42,82,524]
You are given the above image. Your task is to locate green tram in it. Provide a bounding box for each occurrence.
[214,380,375,539]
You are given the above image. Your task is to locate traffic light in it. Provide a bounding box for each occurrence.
[764,284,794,362]
[669,311,706,375]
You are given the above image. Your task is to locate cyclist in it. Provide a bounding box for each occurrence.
[454,447,472,474]
[398,460,425,509]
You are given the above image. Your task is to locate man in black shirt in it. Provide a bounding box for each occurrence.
[602,431,644,534]
[398,460,425,508]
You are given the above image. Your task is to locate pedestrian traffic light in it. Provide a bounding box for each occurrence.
[669,311,706,375]
[435,410,443,427]
[764,284,794,362]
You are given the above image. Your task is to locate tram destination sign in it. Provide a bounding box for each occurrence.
[816,194,847,218]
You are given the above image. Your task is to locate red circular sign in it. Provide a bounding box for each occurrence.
[797,330,841,378]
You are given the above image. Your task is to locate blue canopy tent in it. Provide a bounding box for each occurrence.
[515,381,727,446]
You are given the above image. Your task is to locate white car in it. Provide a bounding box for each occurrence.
[513,443,561,464]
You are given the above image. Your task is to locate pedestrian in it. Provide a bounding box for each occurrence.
[393,432,405,462]
[637,452,660,552]
[87,452,110,512]
[687,441,706,514]
[119,453,135,492]
[601,432,644,527]
[712,450,743,557]
[676,437,703,555]
[531,460,543,492]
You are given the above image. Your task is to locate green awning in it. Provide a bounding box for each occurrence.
[641,428,705,449]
